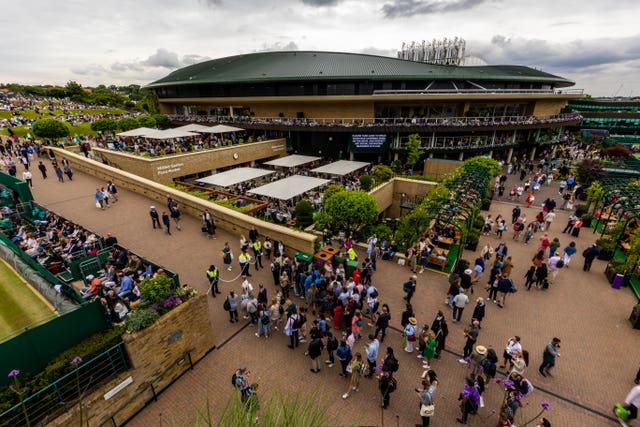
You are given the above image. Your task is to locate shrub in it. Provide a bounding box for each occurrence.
[359,175,372,191]
[295,200,314,229]
[136,115,156,128]
[323,185,344,207]
[124,308,160,334]
[139,274,174,304]
[324,191,379,234]
[372,165,394,184]
[313,211,331,230]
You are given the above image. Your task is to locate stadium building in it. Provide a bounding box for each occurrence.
[147,51,583,161]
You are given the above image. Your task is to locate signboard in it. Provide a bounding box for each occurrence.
[350,134,389,152]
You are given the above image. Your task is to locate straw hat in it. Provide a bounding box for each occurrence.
[464,269,473,275]
[408,317,418,325]
[475,345,488,355]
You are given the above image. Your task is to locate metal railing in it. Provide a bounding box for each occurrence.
[373,88,584,95]
[0,342,127,427]
[169,113,582,129]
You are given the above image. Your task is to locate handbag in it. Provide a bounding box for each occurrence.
[223,298,231,311]
[420,403,435,417]
[346,363,353,374]
[95,201,101,208]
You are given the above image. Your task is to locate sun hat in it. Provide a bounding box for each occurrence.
[86,275,94,280]
[475,345,488,355]
[464,269,473,275]
[408,317,418,325]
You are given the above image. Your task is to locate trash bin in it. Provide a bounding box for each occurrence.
[295,252,313,263]
[612,274,625,290]
[630,305,640,329]
[346,260,359,277]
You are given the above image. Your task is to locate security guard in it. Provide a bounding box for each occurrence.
[238,250,252,277]
[206,265,220,296]
[252,239,263,270]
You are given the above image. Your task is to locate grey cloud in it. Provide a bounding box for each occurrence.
[182,54,212,65]
[111,62,143,72]
[301,0,339,6]
[359,46,397,57]
[256,41,299,52]
[70,64,107,76]
[381,0,489,18]
[474,34,640,70]
[198,0,223,6]
[141,48,181,68]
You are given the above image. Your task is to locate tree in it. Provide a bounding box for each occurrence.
[65,81,84,98]
[295,200,314,228]
[324,190,379,234]
[372,164,394,184]
[576,159,605,186]
[117,117,139,132]
[151,114,171,129]
[33,118,70,140]
[463,156,502,179]
[405,133,424,168]
[359,175,372,191]
[604,144,632,159]
[322,185,345,207]
[136,116,156,128]
[90,118,118,133]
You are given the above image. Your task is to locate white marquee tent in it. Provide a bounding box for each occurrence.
[196,168,274,188]
[310,160,370,176]
[142,129,199,139]
[173,124,216,133]
[248,175,330,200]
[263,155,321,168]
[116,127,156,137]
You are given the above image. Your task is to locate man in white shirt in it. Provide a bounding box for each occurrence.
[544,210,557,232]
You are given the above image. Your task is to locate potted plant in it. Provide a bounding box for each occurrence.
[465,229,480,251]
[581,213,594,228]
[605,260,625,283]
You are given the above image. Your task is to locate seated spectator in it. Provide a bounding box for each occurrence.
[81,275,102,300]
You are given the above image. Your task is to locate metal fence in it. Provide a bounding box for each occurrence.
[0,342,127,427]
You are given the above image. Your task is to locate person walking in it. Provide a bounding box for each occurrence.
[404,275,417,303]
[22,170,33,187]
[342,352,363,398]
[239,249,252,277]
[452,288,469,322]
[161,211,171,235]
[252,239,263,270]
[582,244,600,272]
[37,161,47,179]
[94,188,105,210]
[456,377,480,425]
[497,274,513,308]
[226,290,239,323]
[365,334,379,378]
[336,339,353,378]
[461,320,480,360]
[285,308,301,349]
[374,303,391,343]
[222,242,233,271]
[563,242,577,267]
[471,297,486,328]
[404,317,418,353]
[422,330,437,370]
[431,311,448,360]
[538,337,561,377]
[149,206,161,229]
[202,210,216,239]
[416,377,436,426]
[618,384,640,424]
[206,265,220,296]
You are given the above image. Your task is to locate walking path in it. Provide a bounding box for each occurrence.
[29,167,638,426]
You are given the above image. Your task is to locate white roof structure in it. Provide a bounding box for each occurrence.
[173,124,215,133]
[116,127,156,137]
[207,124,245,133]
[249,175,330,200]
[263,155,322,168]
[196,168,274,188]
[310,160,370,176]
[143,129,199,139]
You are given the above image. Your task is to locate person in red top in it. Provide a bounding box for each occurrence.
[538,233,550,253]
[526,191,535,207]
[352,268,361,285]
[333,302,344,329]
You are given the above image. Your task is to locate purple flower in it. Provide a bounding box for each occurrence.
[394,413,400,418]
[8,369,20,378]
[71,356,83,365]
[463,357,471,362]
[503,379,514,388]
[376,364,383,371]
[515,392,523,401]
[150,303,159,311]
[494,378,502,384]
[541,401,551,410]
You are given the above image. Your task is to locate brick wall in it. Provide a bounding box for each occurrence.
[50,294,214,426]
[423,158,461,178]
[532,99,568,117]
[50,148,318,255]
[93,139,287,183]
[369,178,436,218]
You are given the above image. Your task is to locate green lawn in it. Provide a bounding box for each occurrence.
[5,123,98,139]
[0,260,55,340]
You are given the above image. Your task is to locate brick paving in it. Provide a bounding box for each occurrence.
[29,167,638,427]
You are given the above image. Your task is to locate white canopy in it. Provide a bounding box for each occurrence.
[263,154,322,168]
[173,124,215,133]
[196,168,274,188]
[249,175,330,200]
[207,124,245,133]
[310,160,370,176]
[116,127,156,137]
[143,129,199,139]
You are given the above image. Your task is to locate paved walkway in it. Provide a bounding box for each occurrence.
[29,166,638,427]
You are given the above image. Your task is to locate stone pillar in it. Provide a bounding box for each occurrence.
[530,146,537,160]
[507,147,514,162]
[350,151,354,160]
[459,152,464,161]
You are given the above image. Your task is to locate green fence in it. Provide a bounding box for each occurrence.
[0,171,34,205]
[0,301,108,387]
[0,342,127,427]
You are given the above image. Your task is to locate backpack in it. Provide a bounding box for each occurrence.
[261,313,270,325]
[357,319,363,327]
[481,358,497,376]
[223,297,231,311]
[327,336,339,351]
[278,304,284,315]
[403,280,412,293]
[388,356,399,372]
[387,377,398,393]
[509,280,518,293]
[293,314,305,329]
[556,259,564,269]
[231,372,238,387]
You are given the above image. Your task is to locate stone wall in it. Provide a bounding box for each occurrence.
[50,148,318,255]
[369,177,436,218]
[532,99,568,117]
[93,139,287,184]
[50,294,214,426]
[423,158,461,179]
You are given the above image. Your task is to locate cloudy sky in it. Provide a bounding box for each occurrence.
[3,0,640,96]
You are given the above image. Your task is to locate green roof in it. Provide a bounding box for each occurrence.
[147,51,574,88]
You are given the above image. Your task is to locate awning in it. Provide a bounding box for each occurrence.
[196,168,274,188]
[207,124,245,133]
[263,154,321,168]
[310,160,370,176]
[143,129,199,139]
[173,124,216,133]
[116,127,156,137]
[248,175,330,200]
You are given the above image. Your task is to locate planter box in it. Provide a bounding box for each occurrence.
[598,249,614,261]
